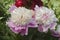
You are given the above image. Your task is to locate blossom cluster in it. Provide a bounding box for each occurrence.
[6,5,58,36]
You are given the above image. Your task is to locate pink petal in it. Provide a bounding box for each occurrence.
[9,5,17,12]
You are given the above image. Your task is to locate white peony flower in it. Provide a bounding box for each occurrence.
[9,7,34,25]
[34,5,58,25]
[34,5,58,32]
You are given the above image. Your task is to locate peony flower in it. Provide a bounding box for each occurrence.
[15,0,23,7]
[10,7,34,25]
[51,25,60,37]
[6,6,37,35]
[30,0,43,9]
[15,0,28,7]
[34,5,58,32]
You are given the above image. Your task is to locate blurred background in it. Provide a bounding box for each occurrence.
[0,0,60,40]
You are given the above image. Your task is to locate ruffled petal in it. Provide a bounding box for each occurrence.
[28,18,38,28]
[9,5,17,12]
[6,21,28,35]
